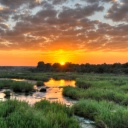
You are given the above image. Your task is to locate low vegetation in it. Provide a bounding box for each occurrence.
[36,81,44,86]
[63,86,128,105]
[0,68,128,128]
[3,90,11,98]
[0,100,80,128]
[73,99,128,128]
[11,81,34,93]
[62,74,128,128]
[0,80,34,93]
[75,78,92,89]
[63,75,128,105]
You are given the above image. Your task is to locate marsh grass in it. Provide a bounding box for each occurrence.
[63,86,128,105]
[73,99,128,128]
[36,81,44,86]
[75,78,92,89]
[0,80,34,93]
[0,100,80,128]
[0,80,12,89]
[63,75,128,128]
[1,72,128,128]
[3,90,11,98]
[10,81,33,93]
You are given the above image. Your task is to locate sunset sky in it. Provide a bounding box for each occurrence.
[0,0,128,66]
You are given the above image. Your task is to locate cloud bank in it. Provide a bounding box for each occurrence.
[0,0,128,51]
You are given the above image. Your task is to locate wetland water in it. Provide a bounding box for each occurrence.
[0,78,96,128]
[0,78,76,105]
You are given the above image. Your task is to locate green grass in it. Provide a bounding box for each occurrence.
[10,81,34,93]
[0,71,78,81]
[0,100,80,128]
[0,80,34,93]
[63,86,128,105]
[63,74,128,105]
[3,90,11,97]
[0,80,12,89]
[36,81,44,86]
[75,78,92,89]
[63,74,128,128]
[73,99,128,128]
[1,71,128,128]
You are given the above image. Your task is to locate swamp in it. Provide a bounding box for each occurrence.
[0,67,128,128]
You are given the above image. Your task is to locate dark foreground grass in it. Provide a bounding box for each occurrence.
[0,80,34,93]
[0,100,80,128]
[73,99,128,128]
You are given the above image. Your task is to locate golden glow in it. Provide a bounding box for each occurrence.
[44,78,75,87]
[60,80,65,85]
[60,62,65,65]
[0,50,128,66]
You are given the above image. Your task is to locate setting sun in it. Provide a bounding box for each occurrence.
[0,0,128,66]
[60,62,65,65]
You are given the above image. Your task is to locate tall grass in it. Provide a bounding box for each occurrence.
[36,81,44,86]
[63,86,128,105]
[0,100,80,128]
[0,80,12,89]
[73,99,128,128]
[10,81,34,93]
[75,78,92,89]
[0,80,34,93]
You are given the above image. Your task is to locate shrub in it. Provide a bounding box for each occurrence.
[75,79,91,89]
[11,81,34,93]
[36,81,44,86]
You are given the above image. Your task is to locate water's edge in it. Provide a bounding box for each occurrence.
[0,78,96,128]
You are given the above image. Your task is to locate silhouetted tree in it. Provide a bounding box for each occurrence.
[36,61,128,74]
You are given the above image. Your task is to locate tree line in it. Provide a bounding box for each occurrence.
[35,61,128,74]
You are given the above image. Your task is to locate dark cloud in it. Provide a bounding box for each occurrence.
[52,0,68,5]
[0,23,9,29]
[0,0,37,9]
[105,0,128,22]
[84,0,114,3]
[0,0,128,52]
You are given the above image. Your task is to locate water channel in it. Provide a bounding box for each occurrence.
[0,78,76,105]
[0,78,96,128]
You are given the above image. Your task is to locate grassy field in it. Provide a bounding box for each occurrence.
[0,100,80,128]
[0,80,34,93]
[0,69,128,128]
[73,99,128,128]
[0,70,78,81]
[62,73,128,128]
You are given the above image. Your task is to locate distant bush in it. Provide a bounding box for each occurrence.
[36,81,44,86]
[0,80,34,93]
[11,81,33,93]
[3,90,11,97]
[75,79,92,89]
[0,80,12,89]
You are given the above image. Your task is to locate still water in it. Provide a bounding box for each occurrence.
[0,78,76,105]
[0,78,96,128]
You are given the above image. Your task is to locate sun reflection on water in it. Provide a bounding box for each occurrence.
[44,78,75,87]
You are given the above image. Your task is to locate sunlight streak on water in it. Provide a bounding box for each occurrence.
[44,78,75,87]
[0,78,76,105]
